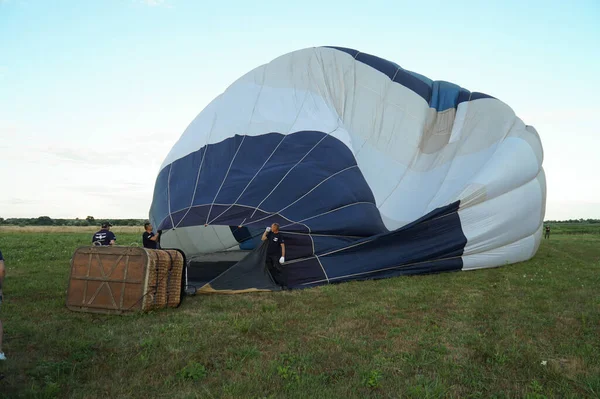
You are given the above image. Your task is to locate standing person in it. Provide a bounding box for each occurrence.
[92,222,116,246]
[142,222,159,249]
[544,225,551,239]
[261,223,286,288]
[0,248,6,360]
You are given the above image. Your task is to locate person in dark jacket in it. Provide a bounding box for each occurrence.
[92,222,116,246]
[142,222,159,249]
[544,225,551,239]
[261,223,286,287]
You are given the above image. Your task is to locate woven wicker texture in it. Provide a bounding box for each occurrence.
[67,246,184,315]
[142,249,184,311]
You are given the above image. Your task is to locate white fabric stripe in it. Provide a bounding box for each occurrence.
[460,173,543,255]
[461,226,540,271]
[212,225,227,249]
[449,101,468,143]
[205,135,246,224]
[421,155,459,215]
[459,136,539,208]
[419,105,490,214]
[375,149,419,210]
[159,225,239,254]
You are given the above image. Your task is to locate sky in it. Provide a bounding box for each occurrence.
[0,0,599,221]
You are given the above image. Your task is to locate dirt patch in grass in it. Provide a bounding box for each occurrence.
[548,357,586,379]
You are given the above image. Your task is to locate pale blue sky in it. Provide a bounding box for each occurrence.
[0,0,599,220]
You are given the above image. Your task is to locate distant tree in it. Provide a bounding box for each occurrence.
[86,216,95,224]
[35,216,54,226]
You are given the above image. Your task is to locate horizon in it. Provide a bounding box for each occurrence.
[1,0,599,220]
[3,215,600,223]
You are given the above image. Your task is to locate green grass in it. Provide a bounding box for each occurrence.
[0,226,599,398]
[546,223,600,235]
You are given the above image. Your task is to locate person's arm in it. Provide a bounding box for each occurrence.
[261,227,270,241]
[110,232,116,245]
[150,233,159,242]
[279,237,286,264]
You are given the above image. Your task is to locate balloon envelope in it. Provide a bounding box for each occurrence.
[150,46,546,289]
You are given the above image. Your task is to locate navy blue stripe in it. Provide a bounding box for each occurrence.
[287,234,360,255]
[230,225,252,243]
[298,203,385,236]
[281,233,316,261]
[285,201,466,288]
[149,165,170,230]
[151,131,385,237]
[324,46,494,111]
[298,258,463,289]
[285,257,326,287]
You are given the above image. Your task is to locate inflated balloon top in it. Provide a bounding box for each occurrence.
[150,46,545,291]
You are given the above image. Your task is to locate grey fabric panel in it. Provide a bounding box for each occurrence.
[208,241,282,291]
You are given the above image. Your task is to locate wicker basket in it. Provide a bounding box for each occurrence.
[142,249,185,311]
[67,246,185,315]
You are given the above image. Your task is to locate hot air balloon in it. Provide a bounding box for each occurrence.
[149,46,546,293]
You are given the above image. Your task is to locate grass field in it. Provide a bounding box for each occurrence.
[0,226,599,398]
[0,226,143,234]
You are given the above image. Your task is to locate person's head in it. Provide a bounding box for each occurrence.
[101,222,112,230]
[271,223,280,233]
[144,222,153,232]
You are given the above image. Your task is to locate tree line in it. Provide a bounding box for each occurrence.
[1,216,598,227]
[545,219,600,224]
[0,216,147,227]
